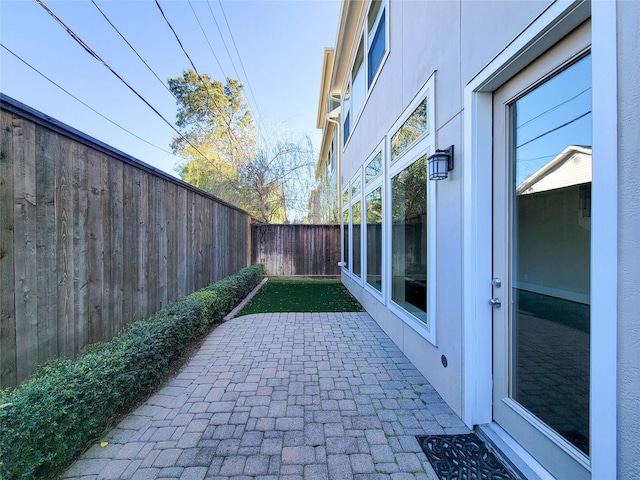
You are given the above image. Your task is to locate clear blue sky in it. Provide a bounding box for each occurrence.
[0,0,341,177]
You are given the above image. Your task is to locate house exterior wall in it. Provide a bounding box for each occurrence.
[617,1,640,477]
[339,0,559,421]
[321,0,639,476]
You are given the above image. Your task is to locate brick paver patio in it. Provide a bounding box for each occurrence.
[62,312,469,479]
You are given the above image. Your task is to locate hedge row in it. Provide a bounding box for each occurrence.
[0,264,265,480]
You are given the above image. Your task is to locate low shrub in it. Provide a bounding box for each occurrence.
[0,264,264,480]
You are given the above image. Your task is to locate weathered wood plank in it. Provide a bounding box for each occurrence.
[137,173,149,319]
[56,135,74,359]
[73,143,89,356]
[146,175,159,312]
[175,187,187,299]
[108,158,123,335]
[122,165,140,327]
[0,111,17,386]
[12,115,38,384]
[36,126,58,364]
[165,182,177,304]
[157,178,167,309]
[86,147,104,344]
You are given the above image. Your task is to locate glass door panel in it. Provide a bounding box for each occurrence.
[491,25,592,478]
[510,54,592,455]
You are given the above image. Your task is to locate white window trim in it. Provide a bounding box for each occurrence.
[363,139,386,302]
[462,1,616,477]
[343,172,364,284]
[342,0,390,149]
[385,75,437,345]
[341,187,349,269]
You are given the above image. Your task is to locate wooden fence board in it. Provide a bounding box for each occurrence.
[73,143,89,356]
[12,115,38,384]
[108,159,124,335]
[0,111,17,386]
[56,135,74,358]
[36,126,58,364]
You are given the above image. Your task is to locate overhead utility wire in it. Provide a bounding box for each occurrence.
[90,0,175,98]
[205,0,241,80]
[1,43,176,157]
[215,0,265,137]
[154,0,242,146]
[35,0,213,165]
[186,0,226,79]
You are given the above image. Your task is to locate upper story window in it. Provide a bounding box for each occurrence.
[367,0,386,87]
[343,0,389,146]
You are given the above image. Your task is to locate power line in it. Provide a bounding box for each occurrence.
[215,0,265,138]
[154,0,246,148]
[90,0,175,99]
[186,0,227,79]
[516,111,591,149]
[35,0,214,165]
[1,43,177,158]
[205,0,241,80]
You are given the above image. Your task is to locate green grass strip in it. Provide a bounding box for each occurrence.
[238,278,363,315]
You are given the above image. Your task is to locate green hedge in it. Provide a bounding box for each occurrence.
[0,264,264,480]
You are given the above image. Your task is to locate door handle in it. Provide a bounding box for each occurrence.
[489,297,501,308]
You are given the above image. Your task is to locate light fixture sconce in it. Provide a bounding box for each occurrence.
[428,145,454,180]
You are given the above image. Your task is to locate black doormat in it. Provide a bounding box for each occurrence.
[416,433,518,480]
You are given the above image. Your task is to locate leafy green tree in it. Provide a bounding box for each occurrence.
[169,70,316,223]
[169,70,255,207]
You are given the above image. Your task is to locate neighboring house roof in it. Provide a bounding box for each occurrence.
[517,145,592,195]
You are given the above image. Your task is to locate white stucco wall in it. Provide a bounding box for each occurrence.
[617,1,640,476]
[339,0,560,420]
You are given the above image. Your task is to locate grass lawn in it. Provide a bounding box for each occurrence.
[238,278,363,315]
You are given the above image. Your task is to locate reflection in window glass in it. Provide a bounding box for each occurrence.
[391,99,428,161]
[352,40,365,123]
[365,152,383,184]
[391,156,427,323]
[352,175,361,198]
[352,201,362,278]
[343,189,349,206]
[368,1,386,87]
[511,54,591,455]
[342,209,349,270]
[366,187,383,292]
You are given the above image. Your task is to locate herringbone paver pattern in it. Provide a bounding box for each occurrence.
[62,312,469,479]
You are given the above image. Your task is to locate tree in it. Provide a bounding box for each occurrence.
[169,70,316,223]
[169,70,255,207]
[239,135,316,224]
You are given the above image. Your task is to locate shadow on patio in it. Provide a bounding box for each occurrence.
[61,311,469,479]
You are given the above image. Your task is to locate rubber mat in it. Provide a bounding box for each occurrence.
[416,433,519,480]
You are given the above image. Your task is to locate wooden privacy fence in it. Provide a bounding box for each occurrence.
[0,95,251,387]
[252,224,340,277]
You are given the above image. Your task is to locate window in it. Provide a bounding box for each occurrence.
[342,209,349,271]
[343,0,388,145]
[367,0,386,87]
[366,186,383,291]
[365,151,383,184]
[391,99,428,161]
[386,75,436,341]
[351,41,365,127]
[352,200,362,277]
[391,155,428,323]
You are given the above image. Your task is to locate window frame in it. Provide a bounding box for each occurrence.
[385,75,437,345]
[363,140,386,300]
[342,0,390,147]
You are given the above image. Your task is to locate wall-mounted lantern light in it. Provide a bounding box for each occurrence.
[428,145,454,180]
